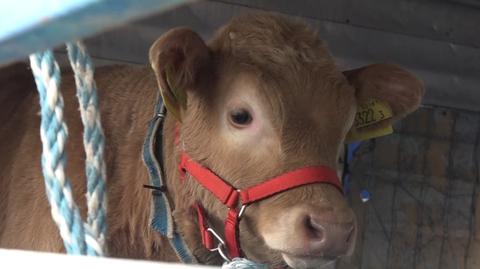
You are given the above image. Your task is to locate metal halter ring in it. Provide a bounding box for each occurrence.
[206,228,231,262]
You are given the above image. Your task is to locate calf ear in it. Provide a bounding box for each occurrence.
[343,64,425,142]
[149,27,212,121]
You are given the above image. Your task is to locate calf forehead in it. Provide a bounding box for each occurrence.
[209,13,351,110]
[210,14,338,77]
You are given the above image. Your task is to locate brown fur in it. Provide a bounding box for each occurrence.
[0,13,423,268]
[0,63,176,260]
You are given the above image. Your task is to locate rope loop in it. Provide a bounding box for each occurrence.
[29,41,106,256]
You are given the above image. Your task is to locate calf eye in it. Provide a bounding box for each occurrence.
[229,108,253,127]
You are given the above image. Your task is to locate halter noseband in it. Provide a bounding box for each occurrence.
[178,152,343,260]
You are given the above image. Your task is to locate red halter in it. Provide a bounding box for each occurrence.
[178,152,343,260]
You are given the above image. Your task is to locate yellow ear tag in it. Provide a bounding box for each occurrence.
[345,99,394,142]
[166,67,187,110]
[160,91,181,122]
[162,67,185,121]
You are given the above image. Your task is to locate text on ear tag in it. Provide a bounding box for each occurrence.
[353,99,392,129]
[345,99,394,142]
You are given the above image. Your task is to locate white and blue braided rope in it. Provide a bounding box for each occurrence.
[66,42,107,254]
[29,51,89,255]
[29,45,105,256]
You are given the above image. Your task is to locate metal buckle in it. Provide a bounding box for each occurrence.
[206,227,231,262]
[238,204,247,219]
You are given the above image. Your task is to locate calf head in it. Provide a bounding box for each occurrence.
[149,14,424,268]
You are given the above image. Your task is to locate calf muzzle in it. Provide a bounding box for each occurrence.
[178,152,344,261]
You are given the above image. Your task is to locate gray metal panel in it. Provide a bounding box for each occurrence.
[219,0,480,48]
[79,0,480,112]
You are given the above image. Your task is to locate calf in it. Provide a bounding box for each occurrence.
[0,13,423,268]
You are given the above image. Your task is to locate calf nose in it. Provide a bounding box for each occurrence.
[302,213,355,257]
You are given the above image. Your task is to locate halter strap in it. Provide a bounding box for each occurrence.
[179,152,343,259]
[240,166,342,204]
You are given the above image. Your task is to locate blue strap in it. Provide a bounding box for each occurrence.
[341,142,362,195]
[171,232,197,263]
[142,95,196,263]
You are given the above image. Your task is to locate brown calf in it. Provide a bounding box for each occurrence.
[0,13,424,269]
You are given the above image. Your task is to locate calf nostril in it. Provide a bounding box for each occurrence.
[304,215,325,240]
[303,215,355,257]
